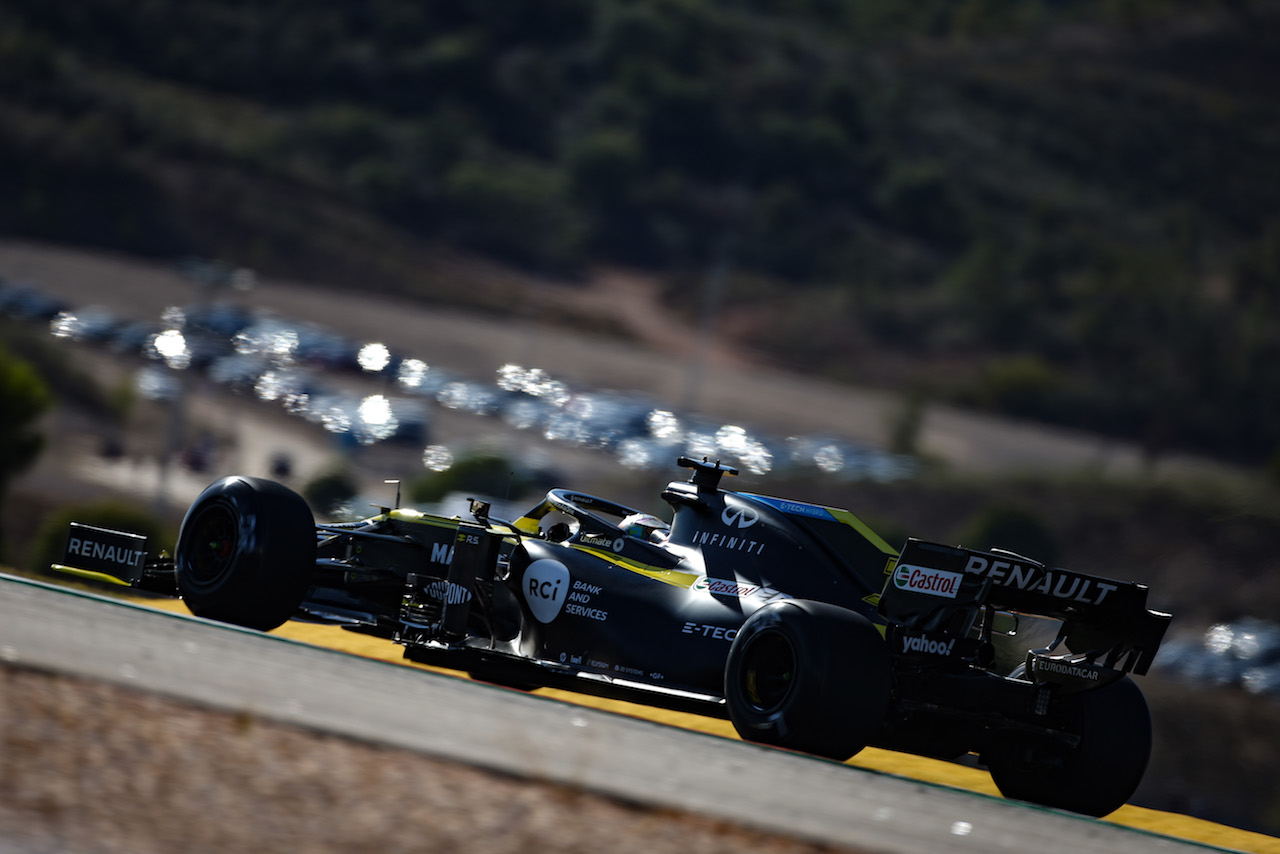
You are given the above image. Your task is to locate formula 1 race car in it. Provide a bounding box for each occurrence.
[54,457,1171,817]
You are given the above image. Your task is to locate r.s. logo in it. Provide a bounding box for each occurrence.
[523,559,570,623]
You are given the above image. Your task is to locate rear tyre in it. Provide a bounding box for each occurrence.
[724,600,891,760]
[986,676,1152,817]
[176,476,316,631]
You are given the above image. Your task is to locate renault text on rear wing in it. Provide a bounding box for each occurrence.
[880,539,1171,675]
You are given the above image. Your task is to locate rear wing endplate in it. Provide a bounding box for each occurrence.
[879,539,1171,675]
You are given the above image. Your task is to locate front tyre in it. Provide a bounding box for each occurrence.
[176,476,316,631]
[724,600,891,761]
[986,676,1152,817]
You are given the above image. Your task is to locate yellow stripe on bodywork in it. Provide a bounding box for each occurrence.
[389,509,529,542]
[385,509,695,587]
[386,509,460,530]
[568,545,700,588]
[825,507,899,557]
[509,515,542,535]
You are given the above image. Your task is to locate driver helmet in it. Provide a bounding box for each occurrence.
[619,512,670,543]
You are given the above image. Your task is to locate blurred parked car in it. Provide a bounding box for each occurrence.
[1155,617,1280,700]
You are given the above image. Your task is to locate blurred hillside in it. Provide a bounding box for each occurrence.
[4,0,1280,464]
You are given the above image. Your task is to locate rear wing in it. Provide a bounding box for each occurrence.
[879,539,1171,676]
[51,522,178,594]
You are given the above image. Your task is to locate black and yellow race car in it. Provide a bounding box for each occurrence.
[55,456,1170,817]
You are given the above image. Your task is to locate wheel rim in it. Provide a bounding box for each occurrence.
[185,504,238,586]
[740,629,797,713]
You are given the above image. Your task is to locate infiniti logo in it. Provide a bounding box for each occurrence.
[721,505,760,529]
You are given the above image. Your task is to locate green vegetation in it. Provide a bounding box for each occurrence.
[3,1,1280,465]
[1,321,124,419]
[408,451,545,505]
[954,501,1060,567]
[302,466,359,518]
[0,341,52,559]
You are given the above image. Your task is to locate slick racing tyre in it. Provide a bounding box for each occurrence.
[725,599,891,761]
[985,676,1152,817]
[176,476,316,631]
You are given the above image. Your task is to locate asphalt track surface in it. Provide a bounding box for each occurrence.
[0,575,1252,854]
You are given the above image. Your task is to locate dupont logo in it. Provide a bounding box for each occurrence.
[422,580,472,605]
[892,564,963,599]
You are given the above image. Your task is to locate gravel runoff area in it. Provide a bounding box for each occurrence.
[0,666,863,854]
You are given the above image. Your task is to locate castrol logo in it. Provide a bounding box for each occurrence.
[892,564,963,599]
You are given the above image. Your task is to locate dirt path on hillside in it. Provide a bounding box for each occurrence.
[0,238,1237,481]
[547,267,752,370]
